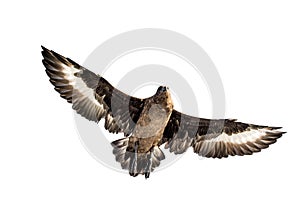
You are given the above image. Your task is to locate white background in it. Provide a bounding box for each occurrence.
[1,1,299,199]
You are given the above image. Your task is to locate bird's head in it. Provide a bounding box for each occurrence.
[156,86,169,95]
[154,86,173,110]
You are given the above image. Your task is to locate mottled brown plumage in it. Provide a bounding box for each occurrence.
[129,88,173,153]
[42,46,285,178]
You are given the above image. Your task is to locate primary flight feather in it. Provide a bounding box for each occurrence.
[41,46,285,178]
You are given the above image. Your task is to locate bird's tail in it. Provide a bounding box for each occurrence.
[111,138,165,178]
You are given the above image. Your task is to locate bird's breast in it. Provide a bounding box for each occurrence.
[130,100,173,152]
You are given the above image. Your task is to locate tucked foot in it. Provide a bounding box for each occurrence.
[145,172,150,179]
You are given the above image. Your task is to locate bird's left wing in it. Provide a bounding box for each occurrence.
[161,110,285,158]
[42,46,144,135]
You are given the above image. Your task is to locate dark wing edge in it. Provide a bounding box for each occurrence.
[162,109,285,158]
[41,46,144,135]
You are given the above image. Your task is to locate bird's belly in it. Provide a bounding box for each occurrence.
[129,102,172,153]
[130,123,165,153]
[129,135,160,153]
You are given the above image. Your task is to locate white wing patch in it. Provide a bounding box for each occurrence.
[42,47,106,122]
[59,62,100,105]
[61,63,80,83]
[42,46,146,134]
[193,127,283,158]
[73,75,103,108]
[207,128,268,144]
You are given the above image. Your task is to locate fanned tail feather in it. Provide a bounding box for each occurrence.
[111,138,165,178]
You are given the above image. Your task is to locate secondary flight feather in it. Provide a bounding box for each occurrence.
[41,46,285,178]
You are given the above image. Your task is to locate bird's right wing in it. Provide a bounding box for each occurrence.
[162,110,285,158]
[42,46,144,135]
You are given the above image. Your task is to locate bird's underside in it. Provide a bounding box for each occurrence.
[42,46,285,179]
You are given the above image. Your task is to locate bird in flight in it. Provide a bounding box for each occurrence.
[41,46,285,179]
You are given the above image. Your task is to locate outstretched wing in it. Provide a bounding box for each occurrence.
[42,46,144,135]
[162,110,285,158]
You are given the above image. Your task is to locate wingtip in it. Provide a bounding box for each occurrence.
[41,46,50,59]
[41,45,50,52]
